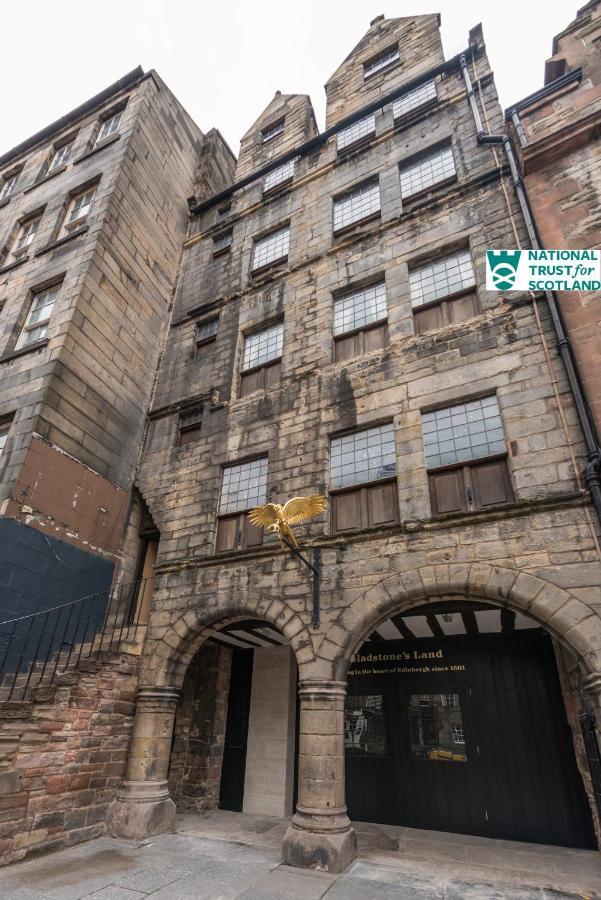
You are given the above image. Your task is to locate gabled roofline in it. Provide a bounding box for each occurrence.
[0,66,147,171]
[505,67,582,116]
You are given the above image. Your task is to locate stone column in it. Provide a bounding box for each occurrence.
[282,679,357,873]
[106,686,179,840]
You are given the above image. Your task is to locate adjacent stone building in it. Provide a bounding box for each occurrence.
[2,7,601,876]
[105,12,601,873]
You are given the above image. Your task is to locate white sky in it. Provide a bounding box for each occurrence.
[2,1,572,157]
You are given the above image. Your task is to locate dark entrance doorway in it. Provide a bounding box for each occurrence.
[219,648,253,811]
[345,624,595,848]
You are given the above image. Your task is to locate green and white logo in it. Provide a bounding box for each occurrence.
[485,249,601,291]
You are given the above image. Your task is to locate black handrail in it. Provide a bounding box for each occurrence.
[0,577,152,701]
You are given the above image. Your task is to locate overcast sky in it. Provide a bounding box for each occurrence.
[3,1,572,157]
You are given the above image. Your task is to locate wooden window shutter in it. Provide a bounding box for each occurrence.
[366,481,399,527]
[429,469,466,515]
[332,489,363,532]
[216,515,239,552]
[469,458,513,509]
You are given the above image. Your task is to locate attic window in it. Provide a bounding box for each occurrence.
[261,119,285,143]
[364,45,400,79]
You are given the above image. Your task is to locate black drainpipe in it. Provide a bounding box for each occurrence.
[459,53,601,526]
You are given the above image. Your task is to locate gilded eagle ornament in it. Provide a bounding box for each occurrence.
[247,495,327,549]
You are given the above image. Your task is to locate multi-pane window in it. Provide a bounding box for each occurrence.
[333,282,388,361]
[264,159,295,192]
[47,142,73,174]
[196,317,219,345]
[13,216,41,255]
[333,179,380,233]
[261,120,284,143]
[213,230,233,255]
[0,422,10,455]
[15,286,59,350]
[96,111,123,144]
[399,144,456,200]
[240,322,283,396]
[337,113,376,152]
[409,249,479,333]
[330,423,398,533]
[66,187,96,227]
[423,396,513,515]
[0,172,18,201]
[216,457,268,552]
[364,45,400,79]
[393,80,437,120]
[178,407,202,445]
[252,226,289,271]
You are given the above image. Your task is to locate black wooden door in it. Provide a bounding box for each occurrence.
[219,648,253,812]
[345,632,595,848]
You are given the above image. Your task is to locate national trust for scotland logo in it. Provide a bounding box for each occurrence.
[485,248,601,291]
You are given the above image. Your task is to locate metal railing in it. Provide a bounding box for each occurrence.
[0,577,153,701]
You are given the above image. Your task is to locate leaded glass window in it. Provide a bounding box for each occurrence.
[337,114,376,151]
[364,46,400,79]
[261,120,284,143]
[252,227,289,270]
[422,396,506,469]
[219,457,268,514]
[333,180,380,232]
[264,159,295,192]
[330,423,396,490]
[409,250,475,308]
[242,323,283,371]
[213,230,233,254]
[399,145,456,199]
[393,80,437,119]
[333,282,387,336]
[196,317,219,344]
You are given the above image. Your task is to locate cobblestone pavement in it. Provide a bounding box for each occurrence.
[0,812,600,899]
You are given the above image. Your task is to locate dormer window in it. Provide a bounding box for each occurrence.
[261,119,285,143]
[363,45,400,80]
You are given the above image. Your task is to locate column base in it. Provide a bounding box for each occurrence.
[282,809,357,873]
[106,780,176,840]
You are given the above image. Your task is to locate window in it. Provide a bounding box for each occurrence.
[196,317,219,345]
[47,141,74,175]
[333,179,380,234]
[15,285,59,350]
[240,322,283,396]
[345,694,387,756]
[364,45,400,79]
[178,407,202,445]
[393,80,437,120]
[13,215,41,255]
[337,113,376,152]
[399,144,456,200]
[216,457,267,552]
[330,423,398,533]
[217,203,231,220]
[0,421,10,455]
[423,396,514,515]
[252,226,289,272]
[0,172,18,201]
[333,281,388,361]
[409,249,478,333]
[65,187,96,229]
[96,111,123,144]
[213,230,233,256]
[261,119,284,143]
[264,159,295,192]
[409,693,467,762]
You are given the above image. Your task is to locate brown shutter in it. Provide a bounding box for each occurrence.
[243,516,264,548]
[470,458,513,509]
[216,515,239,552]
[334,333,358,362]
[240,369,261,397]
[414,303,444,335]
[332,488,362,532]
[179,425,202,445]
[366,480,399,527]
[264,360,281,389]
[447,292,479,324]
[363,322,388,353]
[429,469,467,515]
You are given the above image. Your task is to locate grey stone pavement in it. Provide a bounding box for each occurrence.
[1,810,600,899]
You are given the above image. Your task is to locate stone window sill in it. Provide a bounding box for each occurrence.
[401,175,457,207]
[333,212,381,240]
[0,338,49,364]
[34,225,88,257]
[74,133,120,165]
[0,255,29,275]
[250,256,288,278]
[23,165,67,194]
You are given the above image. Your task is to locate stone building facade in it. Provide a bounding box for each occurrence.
[2,7,601,876]
[103,12,601,873]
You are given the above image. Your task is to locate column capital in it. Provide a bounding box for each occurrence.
[136,686,180,711]
[297,679,347,701]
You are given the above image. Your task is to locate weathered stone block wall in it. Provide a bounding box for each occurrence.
[168,643,231,810]
[235,94,318,183]
[0,652,139,867]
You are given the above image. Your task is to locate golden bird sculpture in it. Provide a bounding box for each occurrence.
[247,495,327,549]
